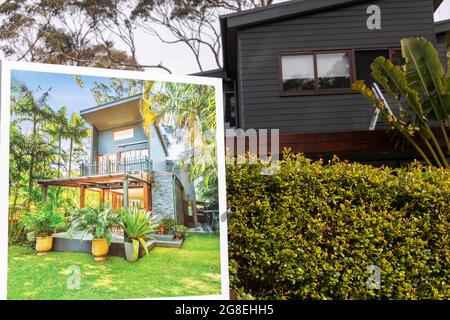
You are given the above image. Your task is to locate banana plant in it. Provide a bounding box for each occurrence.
[353,37,450,168]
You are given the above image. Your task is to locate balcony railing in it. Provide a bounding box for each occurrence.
[80,157,152,176]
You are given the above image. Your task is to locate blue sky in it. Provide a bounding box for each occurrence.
[11,70,114,116]
[10,69,184,159]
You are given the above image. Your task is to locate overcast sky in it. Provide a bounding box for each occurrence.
[132,0,450,75]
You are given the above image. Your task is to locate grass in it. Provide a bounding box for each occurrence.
[7,233,222,300]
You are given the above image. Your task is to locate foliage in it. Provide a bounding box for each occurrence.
[8,233,221,299]
[130,0,274,71]
[353,37,450,168]
[89,78,143,105]
[174,225,189,240]
[119,208,157,256]
[141,80,218,204]
[68,206,121,244]
[0,0,149,70]
[227,151,450,299]
[9,84,90,219]
[66,112,90,177]
[157,217,176,235]
[21,203,65,237]
[11,84,57,209]
[0,0,274,72]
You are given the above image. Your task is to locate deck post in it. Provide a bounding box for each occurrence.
[80,186,86,208]
[99,189,105,205]
[41,185,48,203]
[112,192,117,209]
[123,178,129,208]
[143,183,151,212]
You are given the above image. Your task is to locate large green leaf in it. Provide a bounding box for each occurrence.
[402,37,450,119]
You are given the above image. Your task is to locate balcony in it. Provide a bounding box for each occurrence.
[80,157,152,176]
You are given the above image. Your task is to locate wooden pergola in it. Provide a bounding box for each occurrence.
[38,173,152,211]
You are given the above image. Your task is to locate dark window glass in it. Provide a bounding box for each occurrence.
[355,50,389,86]
[390,49,404,66]
[317,52,351,89]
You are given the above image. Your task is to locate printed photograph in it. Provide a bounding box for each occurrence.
[1,65,226,300]
[0,0,449,306]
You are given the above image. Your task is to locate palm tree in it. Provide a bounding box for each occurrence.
[45,106,69,178]
[11,85,55,208]
[140,81,218,201]
[67,112,90,177]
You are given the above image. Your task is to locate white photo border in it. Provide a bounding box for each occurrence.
[0,60,229,300]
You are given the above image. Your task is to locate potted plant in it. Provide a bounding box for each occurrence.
[21,203,65,255]
[174,225,189,240]
[158,217,175,235]
[68,206,120,261]
[120,209,156,262]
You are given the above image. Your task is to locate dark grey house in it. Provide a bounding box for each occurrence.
[201,0,449,164]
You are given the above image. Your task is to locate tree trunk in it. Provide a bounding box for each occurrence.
[27,116,37,209]
[57,137,62,178]
[11,184,19,214]
[68,138,73,178]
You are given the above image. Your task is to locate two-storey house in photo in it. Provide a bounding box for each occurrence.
[199,0,450,166]
[38,94,197,227]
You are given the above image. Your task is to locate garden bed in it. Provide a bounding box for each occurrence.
[52,231,184,258]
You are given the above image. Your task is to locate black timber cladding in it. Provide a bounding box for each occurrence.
[233,0,437,134]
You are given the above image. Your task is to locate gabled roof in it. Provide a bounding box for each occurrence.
[219,0,443,80]
[221,0,443,29]
[191,68,226,78]
[80,94,169,156]
[435,19,450,34]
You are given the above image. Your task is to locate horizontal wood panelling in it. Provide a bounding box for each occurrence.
[230,128,449,155]
[237,0,436,133]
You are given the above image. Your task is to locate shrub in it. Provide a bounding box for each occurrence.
[174,225,189,240]
[21,203,65,238]
[68,206,121,244]
[157,217,176,235]
[227,151,450,299]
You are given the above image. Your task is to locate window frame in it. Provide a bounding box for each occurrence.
[112,127,134,142]
[354,47,402,60]
[278,48,356,96]
[353,46,403,87]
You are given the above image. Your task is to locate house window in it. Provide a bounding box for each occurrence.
[113,128,134,141]
[119,148,149,160]
[390,49,404,66]
[355,48,402,86]
[280,50,353,95]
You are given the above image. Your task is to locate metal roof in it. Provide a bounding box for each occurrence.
[435,19,450,34]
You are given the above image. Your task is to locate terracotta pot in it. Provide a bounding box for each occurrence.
[36,236,53,255]
[92,238,109,261]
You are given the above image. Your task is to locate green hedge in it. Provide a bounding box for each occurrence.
[227,152,450,299]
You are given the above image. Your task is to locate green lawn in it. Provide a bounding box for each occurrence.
[8,233,222,300]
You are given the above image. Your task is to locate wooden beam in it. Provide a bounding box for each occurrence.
[112,192,117,209]
[99,189,105,204]
[143,183,150,212]
[149,183,152,211]
[80,186,86,209]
